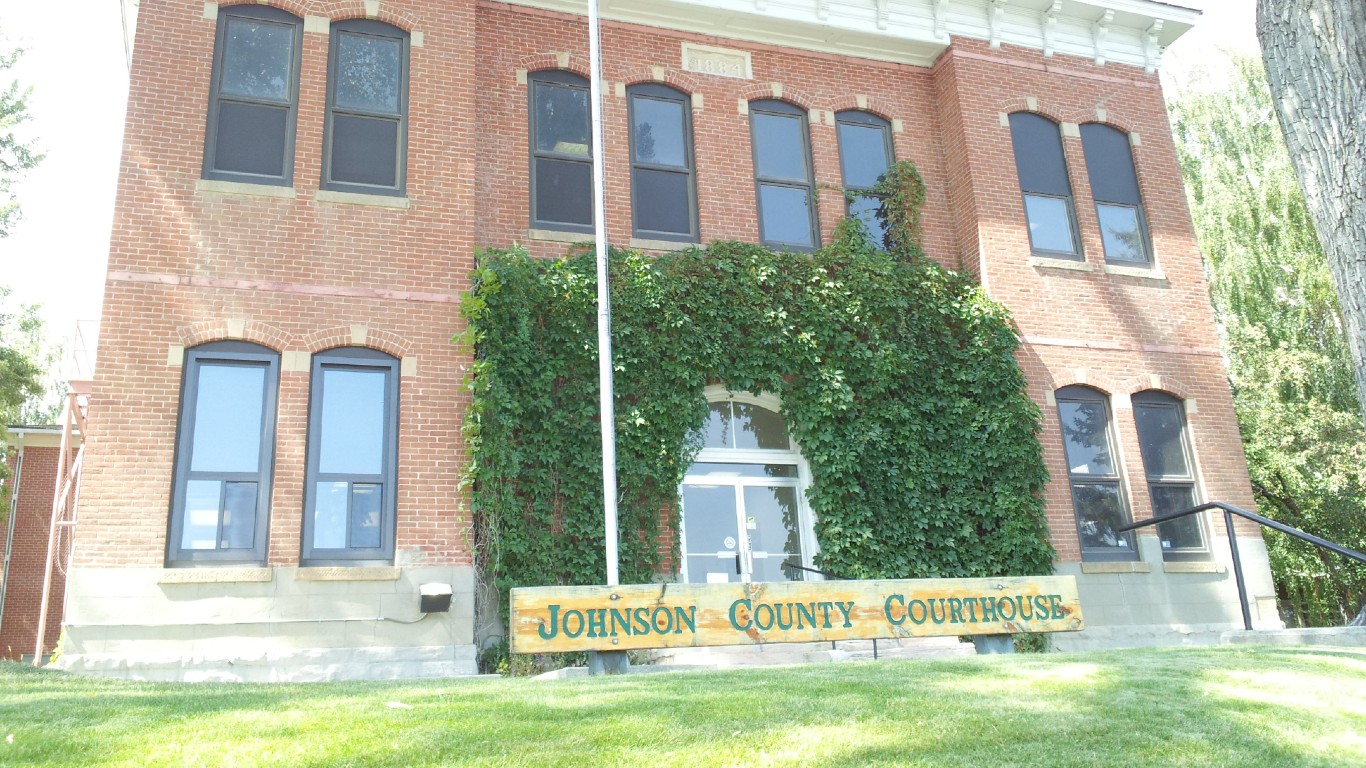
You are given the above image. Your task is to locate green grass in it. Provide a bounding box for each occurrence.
[2,646,1364,766]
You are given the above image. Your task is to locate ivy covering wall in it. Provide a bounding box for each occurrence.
[463,171,1054,607]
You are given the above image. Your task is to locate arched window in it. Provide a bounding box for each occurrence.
[835,110,894,246]
[322,19,409,195]
[1055,385,1137,560]
[168,341,281,565]
[302,347,400,565]
[628,83,697,242]
[1132,391,1207,559]
[203,5,303,185]
[750,100,817,249]
[679,389,816,584]
[1008,112,1080,258]
[1081,123,1150,265]
[528,70,593,232]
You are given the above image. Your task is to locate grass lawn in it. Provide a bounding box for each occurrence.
[1,645,1364,767]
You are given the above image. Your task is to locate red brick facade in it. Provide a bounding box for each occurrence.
[60,0,1272,676]
[2,439,67,661]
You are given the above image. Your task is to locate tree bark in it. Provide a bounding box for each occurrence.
[1256,0,1366,424]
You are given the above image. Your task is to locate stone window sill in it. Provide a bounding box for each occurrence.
[1079,561,1151,574]
[1103,263,1167,281]
[158,567,273,584]
[630,237,699,252]
[314,189,410,209]
[1163,561,1222,574]
[1028,256,1093,272]
[527,228,594,244]
[195,179,297,199]
[295,566,401,582]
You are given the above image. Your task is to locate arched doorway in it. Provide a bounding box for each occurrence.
[679,388,817,583]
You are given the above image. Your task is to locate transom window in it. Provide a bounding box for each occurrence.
[680,391,815,584]
[1008,112,1080,258]
[529,70,593,232]
[1081,123,1151,265]
[628,83,698,242]
[203,5,302,185]
[323,19,409,195]
[750,100,818,249]
[167,341,280,565]
[1133,391,1207,559]
[835,110,894,246]
[1055,386,1137,561]
[302,347,400,565]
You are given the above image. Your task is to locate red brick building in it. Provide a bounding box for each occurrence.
[2,429,69,662]
[60,0,1279,680]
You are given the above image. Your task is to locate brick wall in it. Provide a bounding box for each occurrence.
[1,444,67,660]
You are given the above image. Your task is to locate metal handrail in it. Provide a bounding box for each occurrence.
[1118,501,1366,631]
[780,561,845,580]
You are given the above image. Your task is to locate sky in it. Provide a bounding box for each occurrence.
[0,0,1257,376]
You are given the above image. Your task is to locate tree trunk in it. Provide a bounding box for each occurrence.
[1256,0,1366,423]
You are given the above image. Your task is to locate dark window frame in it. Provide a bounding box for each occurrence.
[1080,122,1153,266]
[1008,112,1083,260]
[627,82,698,243]
[528,70,594,233]
[1056,385,1139,562]
[301,347,401,566]
[1132,391,1209,561]
[835,110,895,247]
[321,18,410,196]
[202,4,303,186]
[167,341,280,567]
[749,99,819,251]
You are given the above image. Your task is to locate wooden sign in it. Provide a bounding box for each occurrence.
[510,576,1083,654]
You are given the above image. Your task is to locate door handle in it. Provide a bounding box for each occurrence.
[735,552,742,575]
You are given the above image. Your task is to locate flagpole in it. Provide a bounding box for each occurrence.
[587,0,620,589]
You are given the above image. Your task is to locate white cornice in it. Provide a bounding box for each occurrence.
[496,0,1200,70]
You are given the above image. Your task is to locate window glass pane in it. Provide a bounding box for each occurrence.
[758,184,813,246]
[634,169,691,235]
[1023,195,1076,254]
[535,83,589,156]
[1057,399,1114,476]
[534,157,593,226]
[837,122,890,189]
[331,114,399,187]
[313,481,350,549]
[681,485,738,556]
[733,402,790,450]
[752,112,807,181]
[1071,482,1133,553]
[1080,123,1142,205]
[687,462,798,479]
[631,97,686,168]
[1096,204,1145,263]
[318,368,387,475]
[221,481,258,550]
[191,363,266,473]
[1009,113,1071,197]
[744,485,802,562]
[1135,403,1190,478]
[182,480,223,550]
[1152,485,1204,550]
[214,102,288,177]
[700,402,732,449]
[221,18,294,101]
[335,32,401,114]
[350,483,382,549]
[849,194,888,246]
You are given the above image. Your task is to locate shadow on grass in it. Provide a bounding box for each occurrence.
[3,647,1364,767]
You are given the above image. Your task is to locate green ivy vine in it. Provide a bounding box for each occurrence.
[462,162,1054,615]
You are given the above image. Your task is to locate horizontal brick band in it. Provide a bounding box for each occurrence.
[107,271,460,304]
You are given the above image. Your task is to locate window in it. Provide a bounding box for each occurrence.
[167,342,280,565]
[1008,112,1080,258]
[203,5,303,185]
[680,390,815,584]
[529,71,593,232]
[835,111,894,246]
[750,100,818,249]
[302,348,400,565]
[1132,392,1208,560]
[628,83,697,242]
[1055,386,1137,561]
[1081,123,1151,264]
[323,20,409,195]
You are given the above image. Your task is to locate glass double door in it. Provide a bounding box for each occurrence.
[680,464,805,584]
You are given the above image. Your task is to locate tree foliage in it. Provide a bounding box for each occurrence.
[0,30,43,237]
[1170,58,1366,626]
[463,164,1055,617]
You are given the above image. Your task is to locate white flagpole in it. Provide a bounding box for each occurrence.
[587,0,620,587]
